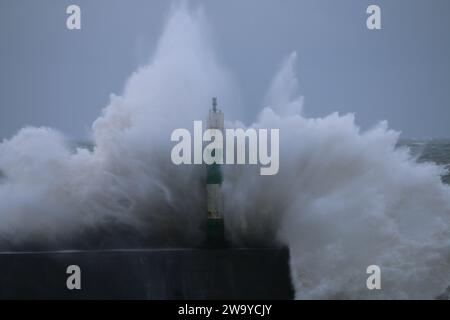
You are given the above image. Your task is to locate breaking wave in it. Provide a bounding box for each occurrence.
[0,4,450,299]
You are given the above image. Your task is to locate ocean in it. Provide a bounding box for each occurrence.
[399,139,450,184]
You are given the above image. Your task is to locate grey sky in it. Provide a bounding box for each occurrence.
[0,0,449,140]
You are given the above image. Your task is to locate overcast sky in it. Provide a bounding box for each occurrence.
[0,0,449,139]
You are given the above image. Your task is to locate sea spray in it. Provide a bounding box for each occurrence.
[0,6,234,248]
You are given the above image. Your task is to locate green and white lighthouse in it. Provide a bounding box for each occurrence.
[206,97,226,247]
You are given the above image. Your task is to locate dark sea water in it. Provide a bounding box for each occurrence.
[398,139,450,185]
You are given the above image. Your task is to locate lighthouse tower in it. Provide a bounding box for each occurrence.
[206,97,225,247]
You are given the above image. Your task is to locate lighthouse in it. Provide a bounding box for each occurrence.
[206,97,225,247]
